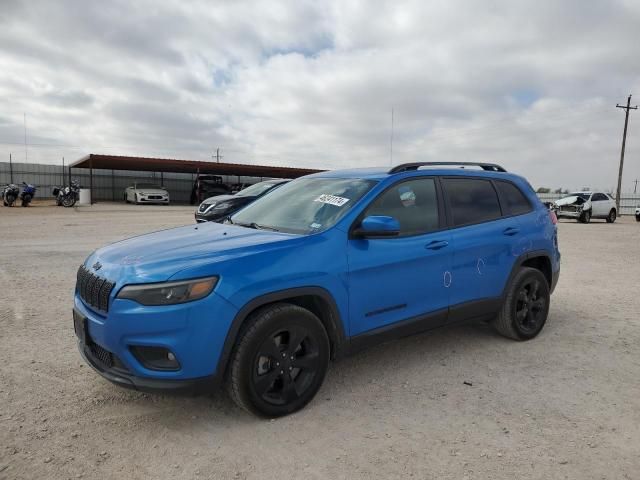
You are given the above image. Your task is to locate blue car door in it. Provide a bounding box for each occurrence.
[347,177,452,336]
[441,177,526,315]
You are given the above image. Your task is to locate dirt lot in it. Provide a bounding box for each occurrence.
[1,203,639,480]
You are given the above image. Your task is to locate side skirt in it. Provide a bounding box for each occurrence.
[347,298,502,355]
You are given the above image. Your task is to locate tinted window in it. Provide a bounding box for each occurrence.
[443,178,502,226]
[592,193,607,201]
[495,180,532,216]
[366,178,439,236]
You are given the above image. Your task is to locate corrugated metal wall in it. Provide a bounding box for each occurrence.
[1,161,639,214]
[0,162,271,204]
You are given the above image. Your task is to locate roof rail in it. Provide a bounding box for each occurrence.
[389,162,507,174]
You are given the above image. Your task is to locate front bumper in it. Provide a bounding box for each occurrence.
[78,339,218,393]
[137,194,170,204]
[556,209,581,219]
[194,211,227,223]
[74,288,238,393]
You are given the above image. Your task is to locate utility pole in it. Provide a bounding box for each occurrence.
[214,148,223,163]
[615,95,637,214]
[634,179,638,194]
[9,153,14,184]
[23,113,28,162]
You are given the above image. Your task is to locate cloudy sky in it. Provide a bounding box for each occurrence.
[1,0,640,191]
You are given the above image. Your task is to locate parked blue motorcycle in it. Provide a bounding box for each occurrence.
[19,182,36,207]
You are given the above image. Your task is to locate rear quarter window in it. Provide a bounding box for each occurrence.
[494,180,532,216]
[442,178,502,227]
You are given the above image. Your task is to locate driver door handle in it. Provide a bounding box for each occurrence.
[425,240,449,250]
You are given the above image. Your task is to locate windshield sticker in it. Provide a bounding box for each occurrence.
[314,194,350,207]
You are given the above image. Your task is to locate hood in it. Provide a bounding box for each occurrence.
[201,194,238,204]
[85,222,299,284]
[554,196,586,207]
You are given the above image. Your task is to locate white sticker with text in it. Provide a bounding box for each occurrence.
[314,194,350,207]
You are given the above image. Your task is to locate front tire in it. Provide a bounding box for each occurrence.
[492,267,550,341]
[579,209,591,223]
[62,196,76,207]
[227,303,330,417]
[606,209,617,223]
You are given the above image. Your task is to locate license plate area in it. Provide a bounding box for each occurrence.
[73,308,89,345]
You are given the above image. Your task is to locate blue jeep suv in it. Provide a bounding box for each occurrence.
[74,162,560,417]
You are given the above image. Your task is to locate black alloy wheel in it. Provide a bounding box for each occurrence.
[513,278,547,336]
[493,267,550,340]
[252,326,321,406]
[227,303,330,417]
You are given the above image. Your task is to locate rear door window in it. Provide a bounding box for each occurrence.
[442,178,502,227]
[494,180,532,216]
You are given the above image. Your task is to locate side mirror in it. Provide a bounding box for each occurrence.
[353,215,400,238]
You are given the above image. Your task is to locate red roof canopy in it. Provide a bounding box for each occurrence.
[70,154,324,179]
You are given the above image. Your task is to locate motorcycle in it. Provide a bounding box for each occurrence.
[2,184,20,207]
[20,182,37,207]
[53,180,80,207]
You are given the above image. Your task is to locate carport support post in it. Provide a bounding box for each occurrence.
[111,169,115,201]
[89,158,93,205]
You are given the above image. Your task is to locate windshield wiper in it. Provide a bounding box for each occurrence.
[233,221,280,232]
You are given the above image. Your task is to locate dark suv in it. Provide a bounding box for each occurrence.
[74,162,560,417]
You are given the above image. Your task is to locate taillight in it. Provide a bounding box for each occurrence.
[549,210,558,225]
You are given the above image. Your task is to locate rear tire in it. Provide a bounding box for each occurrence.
[606,209,616,223]
[492,267,550,341]
[226,303,330,417]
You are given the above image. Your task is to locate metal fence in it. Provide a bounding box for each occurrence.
[0,161,270,204]
[2,161,639,214]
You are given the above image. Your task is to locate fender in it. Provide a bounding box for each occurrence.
[502,249,556,297]
[215,286,347,379]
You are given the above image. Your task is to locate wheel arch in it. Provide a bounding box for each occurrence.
[216,287,347,379]
[503,251,554,297]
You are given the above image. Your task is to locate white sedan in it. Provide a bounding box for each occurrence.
[124,183,170,205]
[553,191,617,223]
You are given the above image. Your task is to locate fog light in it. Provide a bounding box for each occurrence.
[130,346,180,371]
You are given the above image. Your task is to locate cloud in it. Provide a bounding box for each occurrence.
[0,0,639,190]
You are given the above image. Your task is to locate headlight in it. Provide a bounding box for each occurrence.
[213,202,232,210]
[117,277,218,306]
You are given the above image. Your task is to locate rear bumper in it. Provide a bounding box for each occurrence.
[78,341,218,394]
[550,265,560,294]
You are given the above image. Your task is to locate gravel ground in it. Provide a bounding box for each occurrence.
[1,202,639,480]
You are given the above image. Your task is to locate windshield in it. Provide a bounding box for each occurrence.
[136,183,162,189]
[231,178,376,234]
[236,182,281,197]
[564,192,591,200]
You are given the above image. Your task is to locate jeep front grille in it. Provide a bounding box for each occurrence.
[76,265,115,313]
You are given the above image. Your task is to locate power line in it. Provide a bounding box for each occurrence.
[615,95,637,213]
